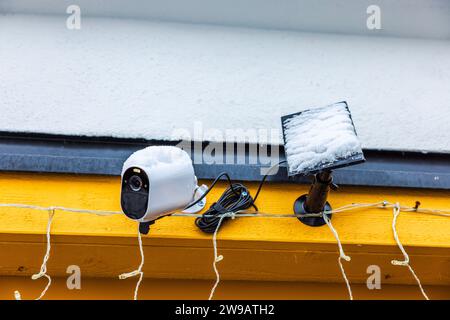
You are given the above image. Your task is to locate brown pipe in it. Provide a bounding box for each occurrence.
[304,171,333,213]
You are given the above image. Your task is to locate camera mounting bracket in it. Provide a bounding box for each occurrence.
[294,170,337,226]
[139,220,154,235]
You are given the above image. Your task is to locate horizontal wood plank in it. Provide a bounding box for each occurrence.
[0,172,449,287]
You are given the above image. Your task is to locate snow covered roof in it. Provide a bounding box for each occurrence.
[1,2,449,153]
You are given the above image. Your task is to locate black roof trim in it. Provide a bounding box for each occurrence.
[0,132,449,190]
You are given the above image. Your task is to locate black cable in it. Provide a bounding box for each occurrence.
[189,160,287,233]
[252,160,287,203]
[194,182,255,233]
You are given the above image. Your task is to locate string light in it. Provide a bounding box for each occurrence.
[1,201,449,300]
[14,208,55,300]
[119,224,145,300]
[209,212,235,300]
[391,203,429,300]
[323,213,353,300]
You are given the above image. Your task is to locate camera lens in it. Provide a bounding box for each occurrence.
[129,175,143,192]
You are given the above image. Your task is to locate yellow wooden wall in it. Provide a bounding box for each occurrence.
[1,277,450,300]
[0,172,449,299]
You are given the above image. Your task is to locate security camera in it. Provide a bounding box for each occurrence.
[121,146,205,234]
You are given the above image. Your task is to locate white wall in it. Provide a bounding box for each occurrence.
[1,0,449,39]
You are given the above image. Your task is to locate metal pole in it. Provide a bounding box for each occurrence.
[304,171,333,213]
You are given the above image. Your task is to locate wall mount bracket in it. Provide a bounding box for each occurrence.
[294,171,337,226]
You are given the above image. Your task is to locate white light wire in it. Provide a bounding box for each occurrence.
[1,200,449,300]
[323,212,353,300]
[391,203,429,300]
[118,223,145,300]
[14,208,55,300]
[208,212,235,300]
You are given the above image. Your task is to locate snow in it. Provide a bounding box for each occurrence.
[1,14,450,153]
[122,146,193,176]
[283,102,363,175]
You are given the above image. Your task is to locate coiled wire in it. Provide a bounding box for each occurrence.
[188,161,286,233]
[194,182,256,233]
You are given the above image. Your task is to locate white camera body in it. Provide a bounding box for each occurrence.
[120,146,201,231]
